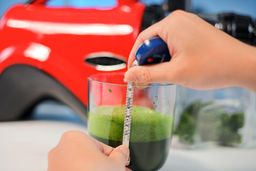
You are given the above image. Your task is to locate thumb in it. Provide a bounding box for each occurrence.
[108,145,130,166]
[124,62,174,84]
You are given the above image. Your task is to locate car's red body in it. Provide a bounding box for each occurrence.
[0,0,148,120]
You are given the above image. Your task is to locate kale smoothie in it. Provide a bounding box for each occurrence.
[88,106,173,171]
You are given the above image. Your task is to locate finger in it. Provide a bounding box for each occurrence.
[128,22,162,68]
[59,131,88,146]
[91,138,114,156]
[100,142,114,156]
[109,144,130,166]
[126,167,132,171]
[124,61,178,84]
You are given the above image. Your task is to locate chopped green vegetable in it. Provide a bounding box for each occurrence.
[174,101,211,144]
[174,101,244,146]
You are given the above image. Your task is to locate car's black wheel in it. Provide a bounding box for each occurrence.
[0,64,87,121]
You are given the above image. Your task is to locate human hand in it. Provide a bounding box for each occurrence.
[48,131,131,171]
[125,10,256,90]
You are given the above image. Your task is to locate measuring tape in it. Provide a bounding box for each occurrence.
[122,37,171,147]
[122,81,134,146]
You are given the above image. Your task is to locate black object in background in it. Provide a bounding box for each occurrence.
[166,0,191,11]
[142,0,255,46]
[201,13,256,46]
[141,0,191,31]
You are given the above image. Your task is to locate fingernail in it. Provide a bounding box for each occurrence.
[118,145,129,156]
[123,72,128,82]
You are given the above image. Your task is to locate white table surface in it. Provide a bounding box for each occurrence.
[0,120,256,171]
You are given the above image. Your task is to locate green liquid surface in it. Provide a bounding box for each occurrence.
[88,106,173,171]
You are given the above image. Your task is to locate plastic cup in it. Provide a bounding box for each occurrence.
[88,72,176,171]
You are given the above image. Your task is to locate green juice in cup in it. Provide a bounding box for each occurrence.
[88,106,173,171]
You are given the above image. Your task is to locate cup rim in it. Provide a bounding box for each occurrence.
[88,73,175,87]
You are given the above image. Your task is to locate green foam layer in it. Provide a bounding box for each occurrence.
[88,106,173,142]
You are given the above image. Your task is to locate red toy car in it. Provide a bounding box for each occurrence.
[0,0,171,121]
